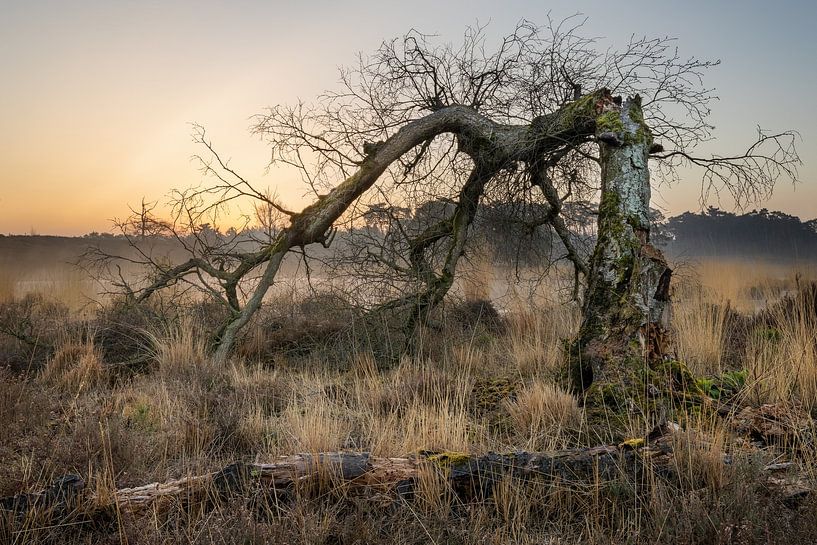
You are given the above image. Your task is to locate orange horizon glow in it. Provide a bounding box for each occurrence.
[1,1,815,236]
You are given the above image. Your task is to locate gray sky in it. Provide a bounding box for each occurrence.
[1,0,814,235]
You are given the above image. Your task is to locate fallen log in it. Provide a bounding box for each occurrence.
[1,426,811,527]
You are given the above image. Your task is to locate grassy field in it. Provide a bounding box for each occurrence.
[1,258,816,544]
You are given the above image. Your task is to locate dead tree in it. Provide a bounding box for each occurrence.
[569,95,673,391]
[92,18,799,370]
[3,422,811,526]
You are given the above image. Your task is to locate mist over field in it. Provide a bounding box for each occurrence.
[3,207,816,307]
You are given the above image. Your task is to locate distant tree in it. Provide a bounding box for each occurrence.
[95,17,799,388]
[126,198,170,239]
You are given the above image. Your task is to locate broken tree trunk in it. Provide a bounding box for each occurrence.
[3,429,810,528]
[569,95,672,393]
[0,439,676,525]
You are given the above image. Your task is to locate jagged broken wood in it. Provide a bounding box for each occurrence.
[570,95,673,392]
[2,431,811,525]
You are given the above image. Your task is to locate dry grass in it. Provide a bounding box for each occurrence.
[2,258,817,543]
[505,381,581,451]
[672,284,731,374]
[0,262,98,312]
[278,383,352,453]
[0,267,20,303]
[687,259,815,313]
[144,314,210,377]
[501,299,579,377]
[41,338,105,393]
[673,258,817,375]
[744,284,817,408]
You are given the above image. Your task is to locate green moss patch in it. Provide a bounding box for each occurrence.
[424,451,472,468]
[582,359,749,440]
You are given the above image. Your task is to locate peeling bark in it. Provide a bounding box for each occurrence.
[570,95,672,391]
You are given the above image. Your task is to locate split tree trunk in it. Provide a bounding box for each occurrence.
[570,95,672,392]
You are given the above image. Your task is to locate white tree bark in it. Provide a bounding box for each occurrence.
[570,95,672,391]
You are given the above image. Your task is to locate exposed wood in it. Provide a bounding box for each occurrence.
[570,95,673,391]
[2,426,810,525]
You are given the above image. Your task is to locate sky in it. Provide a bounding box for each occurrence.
[1,0,815,236]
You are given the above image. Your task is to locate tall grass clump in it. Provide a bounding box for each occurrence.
[745,283,817,408]
[673,282,731,375]
[41,338,105,393]
[501,298,578,377]
[505,380,581,450]
[145,314,209,376]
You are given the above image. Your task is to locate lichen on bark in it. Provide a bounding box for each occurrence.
[569,95,672,403]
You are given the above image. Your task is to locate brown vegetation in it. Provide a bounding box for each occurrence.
[1,260,817,544]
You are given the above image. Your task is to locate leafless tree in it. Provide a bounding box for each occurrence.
[92,16,799,382]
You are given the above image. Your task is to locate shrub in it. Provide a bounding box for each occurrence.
[0,294,71,372]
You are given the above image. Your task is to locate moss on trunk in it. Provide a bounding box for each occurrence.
[568,96,673,414]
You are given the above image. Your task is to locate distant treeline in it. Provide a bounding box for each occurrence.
[3,206,816,268]
[661,207,817,261]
